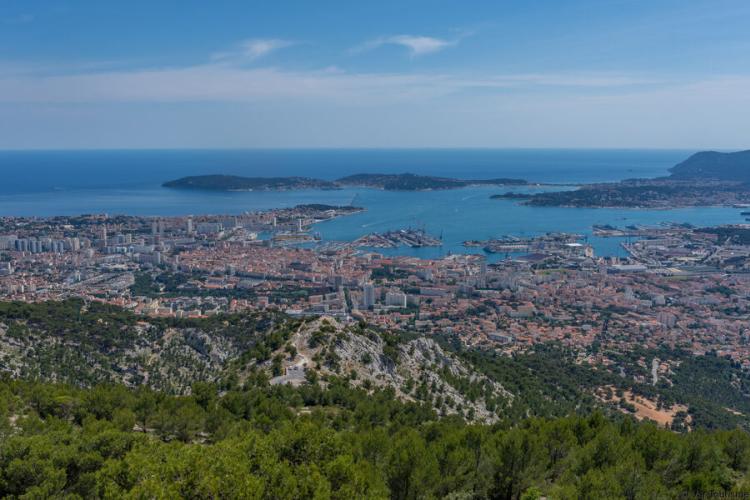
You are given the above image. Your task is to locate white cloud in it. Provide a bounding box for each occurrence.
[240,39,294,60]
[353,34,455,56]
[211,38,294,62]
[385,35,453,56]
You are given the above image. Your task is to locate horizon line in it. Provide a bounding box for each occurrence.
[1,146,739,154]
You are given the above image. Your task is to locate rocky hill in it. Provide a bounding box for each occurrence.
[255,316,512,422]
[0,300,511,423]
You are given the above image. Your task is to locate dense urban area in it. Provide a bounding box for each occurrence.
[4,208,750,362]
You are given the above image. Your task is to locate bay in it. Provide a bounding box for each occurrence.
[0,149,743,259]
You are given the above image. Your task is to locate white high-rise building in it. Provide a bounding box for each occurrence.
[363,283,375,309]
[385,292,407,308]
[479,259,487,288]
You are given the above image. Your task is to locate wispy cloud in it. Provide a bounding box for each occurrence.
[353,34,456,56]
[2,60,749,149]
[211,38,295,62]
[0,63,667,105]
[483,73,662,88]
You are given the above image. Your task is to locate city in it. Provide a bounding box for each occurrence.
[3,210,750,368]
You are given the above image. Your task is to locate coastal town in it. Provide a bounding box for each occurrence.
[2,207,750,370]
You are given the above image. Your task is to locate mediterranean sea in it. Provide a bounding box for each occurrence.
[0,149,744,259]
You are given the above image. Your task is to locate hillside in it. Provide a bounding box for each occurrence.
[2,370,750,498]
[0,300,295,392]
[0,301,509,423]
[669,150,750,182]
[2,301,750,497]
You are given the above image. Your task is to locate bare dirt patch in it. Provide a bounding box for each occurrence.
[596,386,690,428]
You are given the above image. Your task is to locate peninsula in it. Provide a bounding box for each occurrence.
[164,172,528,192]
[336,173,528,190]
[493,150,750,208]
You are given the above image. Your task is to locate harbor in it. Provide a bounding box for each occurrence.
[353,228,442,248]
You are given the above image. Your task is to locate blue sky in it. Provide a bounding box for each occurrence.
[1,0,749,149]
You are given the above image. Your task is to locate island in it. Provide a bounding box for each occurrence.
[162,174,338,191]
[164,172,529,192]
[493,150,750,208]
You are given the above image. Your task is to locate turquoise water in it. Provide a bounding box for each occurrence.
[0,149,743,258]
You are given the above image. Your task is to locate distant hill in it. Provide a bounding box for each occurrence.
[669,150,750,182]
[336,173,527,191]
[336,173,465,190]
[163,175,338,191]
